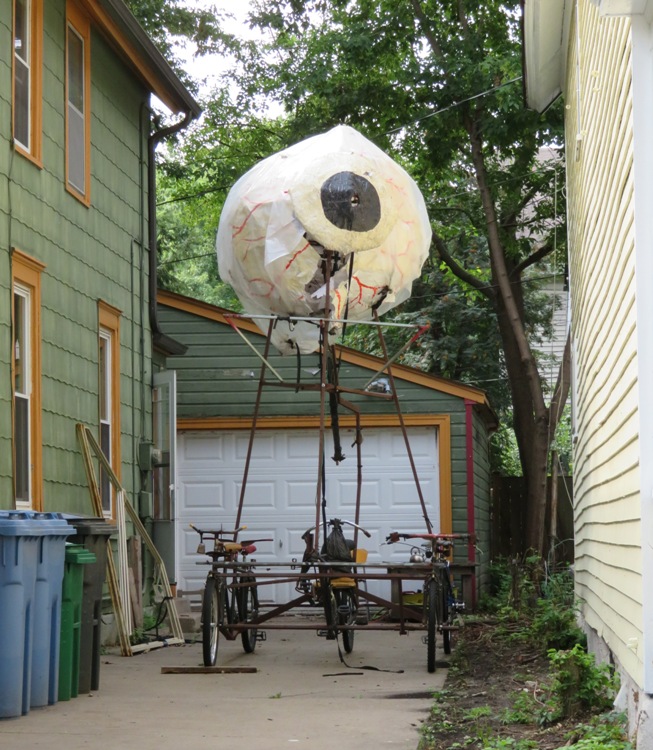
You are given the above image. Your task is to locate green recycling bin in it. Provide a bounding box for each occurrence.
[58,544,96,701]
[63,516,116,692]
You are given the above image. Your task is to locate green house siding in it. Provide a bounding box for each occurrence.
[159,306,470,419]
[1,0,154,513]
[159,299,494,595]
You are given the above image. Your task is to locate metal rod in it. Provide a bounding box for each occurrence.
[262,380,393,399]
[374,311,433,534]
[224,317,284,382]
[362,324,430,389]
[218,622,427,632]
[233,319,275,536]
[224,312,422,329]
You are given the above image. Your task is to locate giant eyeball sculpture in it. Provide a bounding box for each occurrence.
[216,125,432,354]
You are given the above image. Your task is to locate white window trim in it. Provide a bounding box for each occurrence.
[14,282,32,508]
[99,326,113,517]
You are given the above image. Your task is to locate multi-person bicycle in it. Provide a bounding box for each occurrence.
[192,519,472,671]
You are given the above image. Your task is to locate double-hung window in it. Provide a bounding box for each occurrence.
[66,1,91,203]
[12,251,44,509]
[13,0,43,162]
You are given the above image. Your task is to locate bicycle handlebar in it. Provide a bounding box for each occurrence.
[190,523,247,537]
[304,518,372,538]
[190,524,272,546]
[386,531,475,544]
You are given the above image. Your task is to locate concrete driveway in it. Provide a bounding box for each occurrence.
[0,617,448,750]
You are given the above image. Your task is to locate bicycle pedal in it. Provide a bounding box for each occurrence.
[256,631,267,642]
[421,635,428,645]
[317,629,328,638]
[337,605,351,616]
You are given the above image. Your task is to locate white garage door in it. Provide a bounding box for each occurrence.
[175,425,440,603]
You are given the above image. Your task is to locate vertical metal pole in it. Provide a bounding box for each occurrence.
[233,319,275,538]
[374,312,433,533]
[353,407,363,551]
[315,322,327,552]
[314,250,334,552]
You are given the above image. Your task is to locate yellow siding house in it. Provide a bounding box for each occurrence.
[523,0,653,744]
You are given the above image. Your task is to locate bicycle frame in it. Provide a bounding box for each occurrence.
[299,518,370,653]
[386,532,472,672]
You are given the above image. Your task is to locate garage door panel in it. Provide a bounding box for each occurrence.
[238,479,277,508]
[287,480,320,510]
[235,432,275,460]
[287,432,322,460]
[389,430,435,460]
[182,481,227,510]
[389,476,435,506]
[181,433,223,460]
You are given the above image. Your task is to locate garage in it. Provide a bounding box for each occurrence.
[176,424,440,602]
[158,290,496,605]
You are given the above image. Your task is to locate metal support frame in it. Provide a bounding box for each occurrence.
[218,249,439,639]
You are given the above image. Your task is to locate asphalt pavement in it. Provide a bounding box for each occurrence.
[0,616,448,750]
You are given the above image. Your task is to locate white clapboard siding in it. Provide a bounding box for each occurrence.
[565,2,643,684]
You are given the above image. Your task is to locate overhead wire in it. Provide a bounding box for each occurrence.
[384,76,523,135]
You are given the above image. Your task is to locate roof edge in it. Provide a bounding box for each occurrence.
[157,289,497,422]
[522,0,567,112]
[86,0,201,116]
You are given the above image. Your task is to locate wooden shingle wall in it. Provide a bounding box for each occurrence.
[1,0,152,513]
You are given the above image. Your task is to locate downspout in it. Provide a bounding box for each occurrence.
[147,111,194,356]
[465,399,477,608]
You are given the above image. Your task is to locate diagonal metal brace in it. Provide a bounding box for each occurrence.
[224,316,285,382]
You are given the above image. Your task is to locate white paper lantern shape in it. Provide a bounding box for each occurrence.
[216,125,431,354]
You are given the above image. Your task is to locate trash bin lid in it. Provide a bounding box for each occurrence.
[56,514,117,537]
[0,510,74,538]
[64,543,97,564]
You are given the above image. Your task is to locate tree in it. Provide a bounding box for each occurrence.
[125,0,240,93]
[154,90,292,305]
[234,0,570,553]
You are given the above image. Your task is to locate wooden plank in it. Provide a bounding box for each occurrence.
[77,424,185,648]
[161,666,258,674]
[76,425,133,655]
[130,638,185,655]
[129,536,143,628]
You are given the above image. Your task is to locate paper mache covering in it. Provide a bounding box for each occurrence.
[216,125,432,354]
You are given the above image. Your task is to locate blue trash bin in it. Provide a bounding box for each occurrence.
[0,511,73,719]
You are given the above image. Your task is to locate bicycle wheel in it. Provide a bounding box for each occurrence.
[426,578,438,673]
[201,575,224,667]
[336,589,356,654]
[238,576,259,653]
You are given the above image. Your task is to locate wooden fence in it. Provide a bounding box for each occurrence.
[490,474,574,564]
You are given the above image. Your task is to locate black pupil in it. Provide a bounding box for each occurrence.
[320,172,381,233]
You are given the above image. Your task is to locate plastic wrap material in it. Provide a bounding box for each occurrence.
[216,125,431,354]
